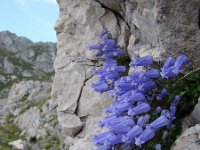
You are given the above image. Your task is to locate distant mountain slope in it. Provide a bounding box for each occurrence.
[0,31,57,98]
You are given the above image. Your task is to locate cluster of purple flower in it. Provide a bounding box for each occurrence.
[89,29,126,93]
[89,30,188,150]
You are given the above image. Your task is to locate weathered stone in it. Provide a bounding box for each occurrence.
[58,113,82,137]
[172,124,200,150]
[22,71,32,77]
[8,139,25,150]
[52,0,120,148]
[15,107,41,138]
[0,75,6,83]
[3,57,14,73]
[191,97,200,124]
[0,98,7,114]
[7,80,51,116]
[69,140,93,150]
[78,76,112,117]
[125,0,200,65]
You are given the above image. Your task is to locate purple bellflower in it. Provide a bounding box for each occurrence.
[170,95,181,120]
[101,39,116,46]
[122,125,143,143]
[99,28,108,38]
[137,114,151,127]
[161,55,188,78]
[98,115,117,127]
[90,29,188,149]
[148,115,171,131]
[154,106,162,115]
[160,66,176,78]
[127,92,146,103]
[135,128,155,147]
[162,56,175,69]
[109,122,133,134]
[174,54,188,69]
[93,131,114,145]
[155,144,162,150]
[89,44,102,50]
[105,102,133,115]
[128,103,151,116]
[157,88,168,101]
[137,80,156,93]
[162,131,169,140]
[91,80,112,93]
[104,134,122,148]
[130,55,153,67]
[145,69,161,78]
[161,109,171,119]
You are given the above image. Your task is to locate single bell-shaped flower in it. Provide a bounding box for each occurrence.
[154,106,162,115]
[101,39,116,46]
[93,131,114,145]
[128,103,151,116]
[89,44,102,50]
[104,134,122,148]
[145,69,161,78]
[122,125,143,143]
[99,28,108,38]
[162,56,175,68]
[170,95,181,119]
[174,54,188,69]
[155,144,162,150]
[148,115,171,131]
[157,88,168,101]
[91,80,112,93]
[135,128,155,147]
[162,131,168,140]
[130,56,153,67]
[137,114,151,127]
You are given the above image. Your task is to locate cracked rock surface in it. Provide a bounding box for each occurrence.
[172,124,200,150]
[53,0,200,149]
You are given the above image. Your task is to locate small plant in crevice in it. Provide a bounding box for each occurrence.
[88,29,193,150]
[89,28,128,93]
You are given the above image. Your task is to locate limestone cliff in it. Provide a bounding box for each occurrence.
[53,0,200,149]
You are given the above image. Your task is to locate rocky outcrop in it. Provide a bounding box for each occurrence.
[53,0,200,149]
[125,0,200,65]
[6,80,51,116]
[0,31,57,98]
[172,124,200,150]
[4,80,59,149]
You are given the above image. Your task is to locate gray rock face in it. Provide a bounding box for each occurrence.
[191,98,200,124]
[5,80,59,149]
[53,0,200,149]
[181,97,200,132]
[15,107,41,138]
[6,80,51,116]
[58,113,82,137]
[8,139,25,150]
[124,0,200,64]
[172,124,200,150]
[53,0,114,149]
